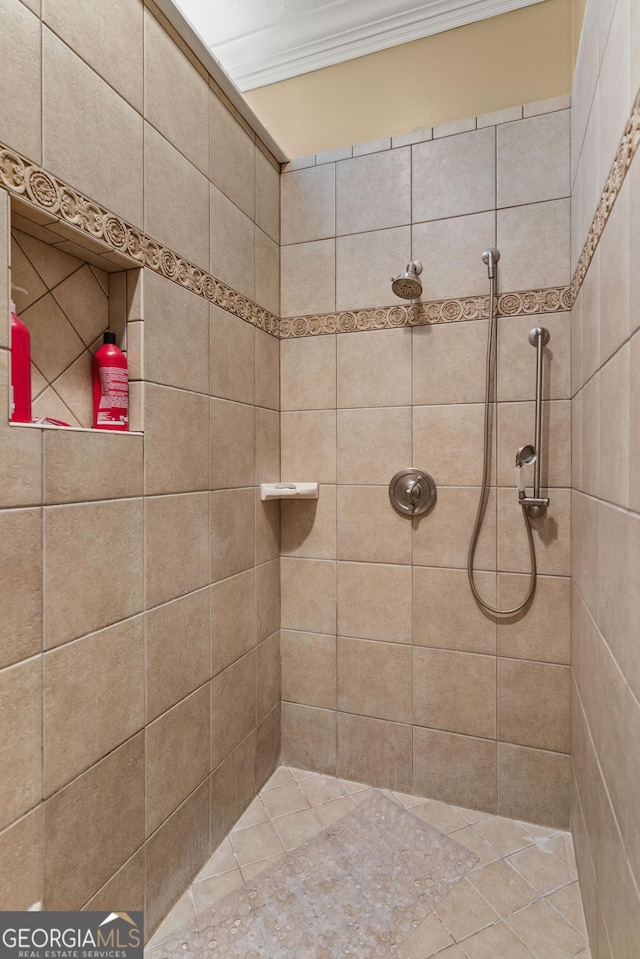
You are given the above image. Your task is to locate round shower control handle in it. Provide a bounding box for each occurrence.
[389,469,437,516]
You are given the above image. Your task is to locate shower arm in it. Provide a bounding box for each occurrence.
[519,327,550,517]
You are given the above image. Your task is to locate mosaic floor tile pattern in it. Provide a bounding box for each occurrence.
[147,767,590,959]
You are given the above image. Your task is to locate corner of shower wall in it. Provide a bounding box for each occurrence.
[569,0,640,953]
[278,94,574,829]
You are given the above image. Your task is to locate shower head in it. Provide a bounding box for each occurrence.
[515,445,537,467]
[392,261,423,300]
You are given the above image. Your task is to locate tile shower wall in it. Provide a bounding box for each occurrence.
[570,0,640,955]
[279,103,573,827]
[0,0,280,934]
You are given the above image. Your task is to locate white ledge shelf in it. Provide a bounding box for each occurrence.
[261,482,319,501]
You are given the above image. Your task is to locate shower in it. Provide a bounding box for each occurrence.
[467,248,551,616]
[392,260,423,299]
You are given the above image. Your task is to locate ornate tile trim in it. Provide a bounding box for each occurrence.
[571,86,640,301]
[279,287,572,338]
[0,144,280,337]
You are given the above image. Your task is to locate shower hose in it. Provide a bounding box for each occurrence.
[466,271,537,616]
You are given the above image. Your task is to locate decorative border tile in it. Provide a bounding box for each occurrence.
[279,287,572,338]
[0,144,280,337]
[571,86,640,301]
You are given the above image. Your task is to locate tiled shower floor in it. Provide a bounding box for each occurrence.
[147,766,590,959]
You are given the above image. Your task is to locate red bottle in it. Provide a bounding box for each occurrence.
[92,331,128,430]
[10,300,32,423]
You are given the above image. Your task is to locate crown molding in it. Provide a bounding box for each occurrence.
[209,0,545,91]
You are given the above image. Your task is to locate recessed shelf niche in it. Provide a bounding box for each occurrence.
[8,196,143,431]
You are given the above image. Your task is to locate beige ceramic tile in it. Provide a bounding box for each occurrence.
[281,485,336,559]
[296,774,346,806]
[337,407,411,485]
[210,651,256,769]
[281,240,335,317]
[497,199,570,290]
[9,235,48,317]
[44,28,143,226]
[336,226,412,310]
[84,847,145,912]
[337,485,412,564]
[336,148,411,234]
[146,891,194,947]
[413,727,497,812]
[0,0,41,161]
[397,913,454,958]
[255,495,280,580]
[413,486,496,570]
[273,807,324,850]
[281,703,337,775]
[413,128,495,222]
[255,328,280,411]
[44,0,143,111]
[146,589,210,722]
[262,767,295,790]
[412,212,495,299]
[255,559,280,642]
[145,384,209,494]
[260,782,308,819]
[0,508,42,669]
[44,499,143,648]
[210,731,256,848]
[434,116,476,138]
[255,149,280,244]
[469,858,538,916]
[281,557,336,634]
[144,8,209,173]
[229,818,285,865]
[414,647,496,738]
[506,898,586,959]
[255,407,279,484]
[256,632,280,720]
[472,815,536,857]
[0,807,43,910]
[498,659,570,753]
[413,566,496,655]
[337,328,411,408]
[410,800,468,835]
[281,630,336,709]
[44,617,144,795]
[281,410,336,484]
[337,637,412,723]
[546,882,587,936]
[450,825,500,867]
[210,91,255,220]
[498,111,570,208]
[145,493,209,610]
[144,271,210,393]
[477,105,523,126]
[414,404,486,486]
[190,867,244,913]
[44,734,144,909]
[145,780,210,933]
[317,146,352,164]
[145,123,209,269]
[281,335,336,411]
[497,400,571,489]
[31,387,80,427]
[0,658,41,831]
[352,137,391,156]
[498,743,570,828]
[210,569,256,676]
[21,293,85,385]
[460,920,537,958]
[210,398,255,489]
[598,343,629,508]
[413,319,488,406]
[337,713,412,793]
[209,184,255,299]
[391,127,433,148]
[337,561,411,643]
[210,488,255,582]
[51,263,108,348]
[434,877,499,941]
[233,796,269,829]
[598,181,630,367]
[50,351,92,428]
[255,228,280,316]
[509,842,575,896]
[44,430,142,506]
[497,314,571,404]
[281,164,335,244]
[146,686,210,836]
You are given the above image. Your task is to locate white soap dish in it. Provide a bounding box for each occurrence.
[261,483,319,501]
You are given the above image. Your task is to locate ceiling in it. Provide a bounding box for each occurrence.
[171,0,547,92]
